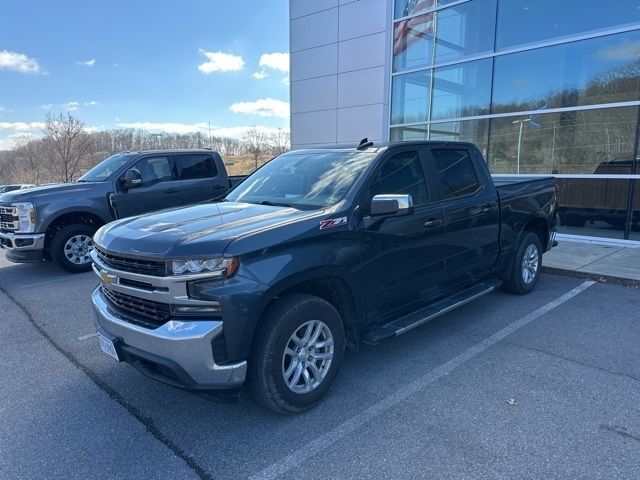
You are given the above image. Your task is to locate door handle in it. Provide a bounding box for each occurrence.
[424,218,442,228]
[213,184,226,188]
[164,188,179,194]
[481,203,496,213]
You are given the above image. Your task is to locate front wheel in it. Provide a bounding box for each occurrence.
[50,224,96,273]
[248,294,345,414]
[503,231,542,294]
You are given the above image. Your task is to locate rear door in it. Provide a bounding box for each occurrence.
[425,146,500,286]
[176,153,227,205]
[113,155,183,218]
[355,147,447,324]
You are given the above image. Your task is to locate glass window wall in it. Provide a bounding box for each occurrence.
[492,31,640,114]
[496,0,640,50]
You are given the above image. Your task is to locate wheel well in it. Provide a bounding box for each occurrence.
[277,277,357,335]
[523,217,549,250]
[44,212,105,250]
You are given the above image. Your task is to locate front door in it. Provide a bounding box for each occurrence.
[355,148,447,325]
[113,155,183,218]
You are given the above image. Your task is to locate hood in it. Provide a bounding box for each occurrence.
[0,182,96,204]
[94,201,319,259]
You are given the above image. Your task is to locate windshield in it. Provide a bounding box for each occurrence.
[225,150,377,209]
[78,154,131,182]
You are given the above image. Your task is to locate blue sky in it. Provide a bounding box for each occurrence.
[0,0,290,149]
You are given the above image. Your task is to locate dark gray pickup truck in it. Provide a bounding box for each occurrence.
[0,149,244,272]
[90,140,557,413]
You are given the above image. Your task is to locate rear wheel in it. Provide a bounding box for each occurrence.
[50,224,96,273]
[503,231,542,294]
[248,294,345,414]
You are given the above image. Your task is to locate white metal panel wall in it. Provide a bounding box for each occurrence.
[290,0,392,148]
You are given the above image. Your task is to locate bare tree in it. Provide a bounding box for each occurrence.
[13,134,45,184]
[42,112,94,182]
[243,126,268,171]
[268,129,290,156]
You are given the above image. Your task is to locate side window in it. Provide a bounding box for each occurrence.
[179,154,217,180]
[430,149,480,199]
[134,157,174,186]
[367,151,429,207]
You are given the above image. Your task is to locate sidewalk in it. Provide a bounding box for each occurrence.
[543,239,640,285]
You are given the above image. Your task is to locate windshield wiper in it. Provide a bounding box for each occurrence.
[257,200,294,208]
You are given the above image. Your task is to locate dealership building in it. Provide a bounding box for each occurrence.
[289,0,640,244]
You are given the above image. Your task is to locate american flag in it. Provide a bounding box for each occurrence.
[393,10,435,58]
[400,0,435,18]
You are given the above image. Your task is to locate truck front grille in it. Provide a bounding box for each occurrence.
[0,206,18,231]
[95,246,167,277]
[101,285,172,328]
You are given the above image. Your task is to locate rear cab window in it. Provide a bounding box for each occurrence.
[178,154,217,180]
[429,148,480,200]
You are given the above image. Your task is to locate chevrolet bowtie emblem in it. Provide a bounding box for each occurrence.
[100,269,117,285]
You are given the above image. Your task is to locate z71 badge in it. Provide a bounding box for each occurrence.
[319,217,347,230]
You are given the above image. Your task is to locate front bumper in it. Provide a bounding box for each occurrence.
[0,231,45,262]
[91,287,247,390]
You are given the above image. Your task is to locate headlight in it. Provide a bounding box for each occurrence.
[13,202,37,233]
[169,257,239,277]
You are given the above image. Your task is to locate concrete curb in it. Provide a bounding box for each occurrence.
[542,266,640,288]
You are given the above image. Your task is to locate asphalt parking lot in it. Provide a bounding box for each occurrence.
[1,252,639,480]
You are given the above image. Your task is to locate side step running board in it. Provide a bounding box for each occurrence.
[363,280,502,345]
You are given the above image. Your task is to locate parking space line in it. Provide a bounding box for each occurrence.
[251,281,596,480]
[17,273,94,289]
[78,332,98,341]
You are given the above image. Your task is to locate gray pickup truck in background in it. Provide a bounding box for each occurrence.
[0,149,244,272]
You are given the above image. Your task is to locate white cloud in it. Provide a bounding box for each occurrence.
[597,41,640,61]
[252,70,270,80]
[65,101,80,111]
[259,52,289,73]
[197,50,244,73]
[41,100,97,111]
[77,59,96,67]
[0,50,43,74]
[230,98,289,118]
[0,121,45,132]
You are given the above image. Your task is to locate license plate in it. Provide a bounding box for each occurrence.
[98,332,120,361]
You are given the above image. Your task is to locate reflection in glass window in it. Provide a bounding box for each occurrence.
[556,178,632,239]
[390,124,429,142]
[629,181,640,240]
[391,71,431,125]
[492,31,640,114]
[429,119,489,155]
[487,107,639,174]
[431,59,493,120]
[394,0,437,19]
[435,0,496,63]
[496,0,640,50]
[393,13,435,72]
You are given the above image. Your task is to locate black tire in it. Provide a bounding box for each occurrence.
[50,224,96,273]
[503,231,542,295]
[248,294,345,414]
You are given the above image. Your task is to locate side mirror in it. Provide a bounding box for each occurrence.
[370,194,414,217]
[121,168,142,190]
